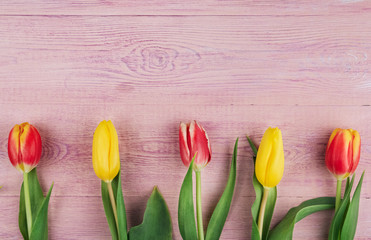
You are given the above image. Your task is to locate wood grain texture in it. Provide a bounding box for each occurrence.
[0,1,371,239]
[0,0,370,16]
[0,15,370,106]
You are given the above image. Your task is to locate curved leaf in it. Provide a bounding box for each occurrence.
[328,175,355,240]
[101,173,120,240]
[205,138,238,240]
[268,197,335,240]
[30,183,54,240]
[341,171,365,240]
[19,168,44,240]
[128,186,172,240]
[248,136,277,240]
[344,177,350,196]
[116,172,128,240]
[178,159,197,240]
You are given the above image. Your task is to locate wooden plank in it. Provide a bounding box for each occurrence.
[0,0,370,16]
[0,15,370,106]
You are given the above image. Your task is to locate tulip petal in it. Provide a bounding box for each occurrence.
[107,120,120,181]
[266,136,284,188]
[20,124,42,173]
[189,121,211,169]
[179,122,191,166]
[326,131,351,178]
[350,130,361,175]
[8,124,22,169]
[255,128,273,186]
[327,128,341,148]
[93,121,111,181]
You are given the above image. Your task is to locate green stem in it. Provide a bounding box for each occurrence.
[23,172,33,238]
[257,187,270,239]
[335,179,342,212]
[107,181,119,232]
[195,171,204,240]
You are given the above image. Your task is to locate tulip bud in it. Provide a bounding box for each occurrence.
[92,120,120,182]
[179,120,211,171]
[325,128,360,180]
[8,122,42,173]
[255,127,284,188]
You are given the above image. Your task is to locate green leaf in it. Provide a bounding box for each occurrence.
[116,172,128,240]
[101,173,120,240]
[344,177,350,196]
[30,183,54,240]
[19,168,45,240]
[178,159,197,240]
[101,171,127,240]
[341,171,365,240]
[262,188,277,240]
[268,197,335,240]
[247,136,258,156]
[128,186,172,240]
[247,136,277,240]
[205,138,238,240]
[328,175,355,240]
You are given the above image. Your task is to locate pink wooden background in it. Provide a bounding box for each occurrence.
[0,1,370,239]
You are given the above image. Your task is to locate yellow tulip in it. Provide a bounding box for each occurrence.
[255,127,284,188]
[92,120,120,182]
[256,127,285,238]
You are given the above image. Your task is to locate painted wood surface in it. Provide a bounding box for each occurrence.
[0,0,370,15]
[0,1,370,239]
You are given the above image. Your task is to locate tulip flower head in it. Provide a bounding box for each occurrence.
[325,128,360,180]
[255,127,284,188]
[179,121,211,171]
[8,123,42,173]
[92,120,120,182]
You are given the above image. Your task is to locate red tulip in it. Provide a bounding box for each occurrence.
[325,128,360,180]
[8,122,42,173]
[179,121,211,171]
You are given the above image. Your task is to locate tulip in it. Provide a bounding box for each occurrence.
[179,120,211,240]
[325,128,360,180]
[92,120,121,231]
[8,122,42,238]
[255,127,284,238]
[92,120,120,182]
[179,121,211,171]
[325,128,361,212]
[8,122,42,173]
[255,127,285,188]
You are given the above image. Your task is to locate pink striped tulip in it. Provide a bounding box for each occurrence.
[179,121,211,171]
[8,123,42,173]
[325,128,361,180]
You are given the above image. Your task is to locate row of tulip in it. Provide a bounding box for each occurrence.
[5,121,364,239]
